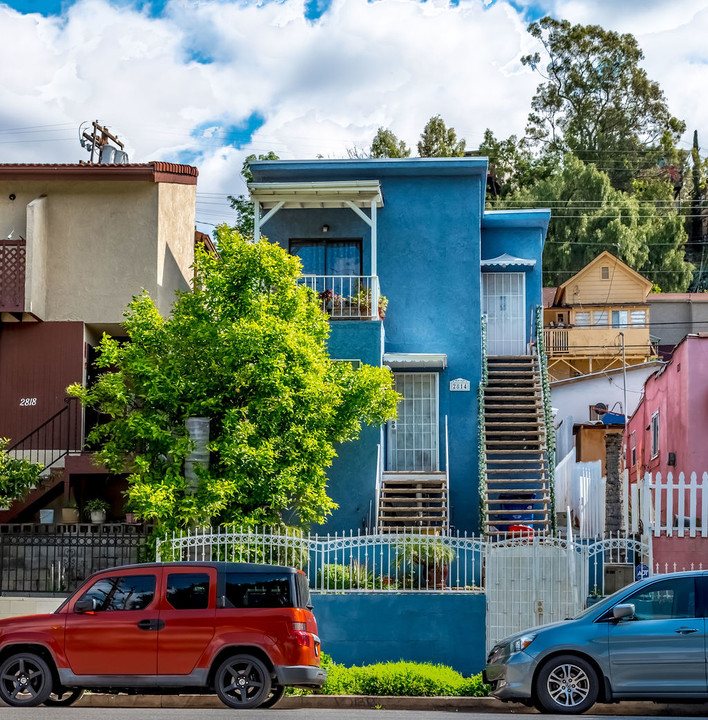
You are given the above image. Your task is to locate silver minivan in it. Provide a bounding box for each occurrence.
[484,570,707,714]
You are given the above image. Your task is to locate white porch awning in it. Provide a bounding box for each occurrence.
[383,353,447,370]
[481,253,536,270]
[248,181,383,210]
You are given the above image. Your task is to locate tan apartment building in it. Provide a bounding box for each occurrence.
[543,251,656,381]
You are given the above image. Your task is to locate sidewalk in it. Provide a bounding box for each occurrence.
[77,694,708,715]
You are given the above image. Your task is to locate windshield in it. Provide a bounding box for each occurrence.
[572,577,646,620]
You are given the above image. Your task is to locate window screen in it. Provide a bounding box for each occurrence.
[78,575,156,612]
[166,573,210,610]
[223,572,293,609]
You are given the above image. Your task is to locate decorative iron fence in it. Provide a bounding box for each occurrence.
[0,524,152,595]
[157,527,485,593]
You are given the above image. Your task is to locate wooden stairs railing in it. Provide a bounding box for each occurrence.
[483,356,551,533]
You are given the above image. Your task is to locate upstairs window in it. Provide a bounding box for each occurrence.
[601,266,610,280]
[575,311,590,326]
[290,239,362,276]
[631,310,647,327]
[651,411,660,459]
[593,310,608,326]
[612,310,629,328]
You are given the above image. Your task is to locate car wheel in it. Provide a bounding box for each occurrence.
[215,654,272,709]
[44,688,85,706]
[258,684,285,709]
[0,652,53,707]
[534,654,599,714]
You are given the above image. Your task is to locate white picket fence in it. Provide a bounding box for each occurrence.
[631,471,708,537]
[555,451,605,538]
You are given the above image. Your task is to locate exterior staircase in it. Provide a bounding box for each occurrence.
[377,472,448,532]
[483,356,551,533]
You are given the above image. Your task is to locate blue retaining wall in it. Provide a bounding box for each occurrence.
[311,592,487,677]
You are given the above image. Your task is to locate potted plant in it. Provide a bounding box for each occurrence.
[123,498,139,524]
[351,288,389,320]
[395,535,456,589]
[61,494,80,524]
[85,498,109,524]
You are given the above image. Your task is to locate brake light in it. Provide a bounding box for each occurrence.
[290,622,311,647]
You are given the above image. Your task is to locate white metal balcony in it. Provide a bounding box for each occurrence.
[299,275,382,320]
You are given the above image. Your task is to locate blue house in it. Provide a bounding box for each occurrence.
[249,158,551,536]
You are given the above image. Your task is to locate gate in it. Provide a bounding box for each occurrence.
[485,535,586,652]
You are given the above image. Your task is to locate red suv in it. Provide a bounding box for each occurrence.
[0,562,326,709]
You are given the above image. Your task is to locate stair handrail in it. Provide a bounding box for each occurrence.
[374,442,382,534]
[534,305,557,532]
[478,313,489,532]
[7,397,80,470]
[444,415,450,532]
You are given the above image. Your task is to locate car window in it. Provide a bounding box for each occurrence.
[223,572,293,609]
[166,573,210,610]
[77,575,156,612]
[623,577,696,620]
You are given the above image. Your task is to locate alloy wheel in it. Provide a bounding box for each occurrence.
[0,653,52,707]
[546,662,591,708]
[215,654,271,709]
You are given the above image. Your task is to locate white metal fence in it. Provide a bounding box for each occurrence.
[630,471,708,537]
[298,275,381,320]
[157,527,485,593]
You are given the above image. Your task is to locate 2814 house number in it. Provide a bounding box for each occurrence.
[449,378,470,392]
[19,398,38,406]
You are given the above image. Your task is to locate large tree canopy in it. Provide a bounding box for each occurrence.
[522,16,685,191]
[70,230,398,531]
[503,154,693,290]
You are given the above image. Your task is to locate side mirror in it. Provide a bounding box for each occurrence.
[74,597,97,614]
[612,603,635,620]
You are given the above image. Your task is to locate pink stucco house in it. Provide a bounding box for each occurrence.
[626,334,708,482]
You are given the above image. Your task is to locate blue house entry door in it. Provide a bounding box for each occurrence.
[483,272,526,355]
[387,373,439,472]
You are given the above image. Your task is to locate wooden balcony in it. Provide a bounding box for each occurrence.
[544,326,655,359]
[0,237,26,313]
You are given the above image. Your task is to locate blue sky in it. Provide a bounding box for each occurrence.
[1,0,707,231]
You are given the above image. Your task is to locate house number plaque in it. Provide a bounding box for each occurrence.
[449,378,470,392]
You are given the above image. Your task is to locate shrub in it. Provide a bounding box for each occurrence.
[316,562,372,590]
[313,658,489,697]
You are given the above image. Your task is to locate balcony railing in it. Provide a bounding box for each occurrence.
[299,275,381,320]
[544,326,656,358]
[0,237,26,313]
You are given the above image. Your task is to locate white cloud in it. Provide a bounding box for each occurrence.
[0,0,707,231]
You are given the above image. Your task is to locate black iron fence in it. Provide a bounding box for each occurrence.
[0,524,153,595]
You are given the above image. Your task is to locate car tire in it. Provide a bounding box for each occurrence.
[44,688,85,706]
[534,654,599,714]
[215,654,272,709]
[0,652,54,707]
[258,684,285,709]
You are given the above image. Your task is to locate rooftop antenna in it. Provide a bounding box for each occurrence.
[78,121,129,164]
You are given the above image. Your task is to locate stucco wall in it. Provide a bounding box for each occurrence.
[648,296,708,349]
[651,535,708,572]
[0,596,62,620]
[313,592,486,676]
[156,182,196,315]
[25,196,48,318]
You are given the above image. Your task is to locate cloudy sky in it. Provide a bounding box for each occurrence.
[2,0,708,231]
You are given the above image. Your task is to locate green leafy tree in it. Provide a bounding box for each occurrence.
[522,17,686,190]
[504,154,693,290]
[227,151,280,238]
[69,229,398,532]
[370,127,411,159]
[417,115,466,158]
[0,439,42,508]
[476,129,558,202]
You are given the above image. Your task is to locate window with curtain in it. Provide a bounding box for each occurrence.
[289,239,362,275]
[575,311,590,326]
[631,310,647,327]
[593,310,608,326]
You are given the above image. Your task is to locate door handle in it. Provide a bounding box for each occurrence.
[137,618,165,631]
[675,627,698,634]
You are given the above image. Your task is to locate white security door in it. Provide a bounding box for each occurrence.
[387,373,439,472]
[483,272,526,355]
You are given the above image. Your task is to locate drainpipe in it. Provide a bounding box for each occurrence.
[184,417,210,495]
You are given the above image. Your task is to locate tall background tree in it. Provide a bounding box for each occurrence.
[370,127,411,158]
[417,115,466,157]
[70,230,398,532]
[522,16,686,192]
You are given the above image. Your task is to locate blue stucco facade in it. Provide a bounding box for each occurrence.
[250,159,549,535]
[312,592,487,676]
